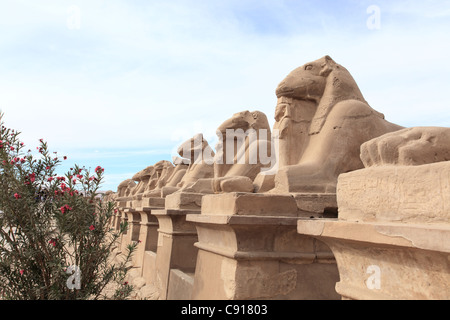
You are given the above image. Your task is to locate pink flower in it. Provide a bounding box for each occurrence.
[48,177,54,182]
[10,146,14,151]
[20,270,24,276]
[29,173,36,183]
[60,205,73,214]
[49,239,57,247]
[95,166,104,173]
[14,193,21,199]
[89,225,95,231]
[46,166,51,170]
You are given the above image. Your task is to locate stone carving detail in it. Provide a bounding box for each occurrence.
[213,110,273,193]
[117,179,136,198]
[171,133,215,193]
[272,55,404,193]
[361,127,450,167]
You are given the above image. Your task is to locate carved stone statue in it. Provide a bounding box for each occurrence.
[145,158,189,197]
[116,179,136,199]
[141,161,174,196]
[130,166,154,198]
[361,127,450,167]
[212,110,273,193]
[272,55,404,193]
[169,134,215,193]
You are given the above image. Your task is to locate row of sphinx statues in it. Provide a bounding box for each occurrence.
[108,55,450,202]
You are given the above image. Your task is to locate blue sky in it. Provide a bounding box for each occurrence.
[1,0,450,191]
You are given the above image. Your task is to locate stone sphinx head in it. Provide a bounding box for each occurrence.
[275,55,383,136]
[271,56,403,193]
[177,133,215,165]
[216,110,271,136]
[130,166,153,196]
[117,179,136,198]
[214,110,273,181]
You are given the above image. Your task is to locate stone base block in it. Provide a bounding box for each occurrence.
[165,192,204,210]
[151,207,201,300]
[297,219,450,300]
[142,251,157,287]
[167,269,195,300]
[337,162,450,224]
[201,192,337,218]
[188,193,340,300]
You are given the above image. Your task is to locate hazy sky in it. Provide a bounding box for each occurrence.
[1,0,450,191]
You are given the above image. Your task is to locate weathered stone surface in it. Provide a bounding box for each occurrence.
[337,161,450,224]
[188,212,340,300]
[200,192,299,216]
[297,219,450,300]
[176,133,215,191]
[361,126,450,167]
[165,192,203,210]
[272,56,403,193]
[213,110,274,193]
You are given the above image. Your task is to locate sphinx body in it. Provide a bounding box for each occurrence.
[162,134,216,194]
[361,127,450,167]
[212,110,273,193]
[272,55,404,193]
[116,179,136,199]
[146,158,189,197]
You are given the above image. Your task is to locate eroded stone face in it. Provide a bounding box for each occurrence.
[213,110,274,193]
[117,179,136,198]
[272,56,404,194]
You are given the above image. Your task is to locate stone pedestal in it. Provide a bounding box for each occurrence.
[123,208,141,262]
[118,210,129,254]
[297,163,450,300]
[133,206,160,280]
[130,198,165,285]
[152,192,203,300]
[186,192,340,300]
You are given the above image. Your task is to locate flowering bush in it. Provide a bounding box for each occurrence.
[0,113,136,300]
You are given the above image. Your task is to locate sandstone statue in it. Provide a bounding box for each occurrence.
[130,166,154,198]
[145,158,189,197]
[116,179,136,199]
[134,161,174,199]
[165,134,215,194]
[360,127,450,167]
[272,55,404,193]
[212,110,273,193]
